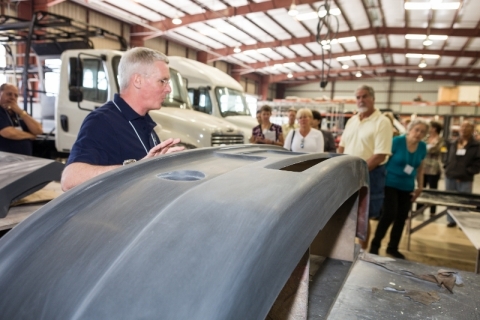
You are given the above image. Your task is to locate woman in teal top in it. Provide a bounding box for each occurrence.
[370,119,428,259]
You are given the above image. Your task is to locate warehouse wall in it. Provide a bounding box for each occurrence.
[285,78,480,116]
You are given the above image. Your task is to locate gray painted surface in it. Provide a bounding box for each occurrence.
[329,255,480,319]
[0,152,64,218]
[0,145,368,320]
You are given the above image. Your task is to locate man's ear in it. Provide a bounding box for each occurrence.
[133,74,142,89]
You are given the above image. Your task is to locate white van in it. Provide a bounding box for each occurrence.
[168,57,258,140]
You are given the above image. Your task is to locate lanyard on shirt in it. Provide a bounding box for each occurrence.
[112,100,157,155]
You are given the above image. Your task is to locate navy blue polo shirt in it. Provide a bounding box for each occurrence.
[66,94,160,166]
[0,107,32,155]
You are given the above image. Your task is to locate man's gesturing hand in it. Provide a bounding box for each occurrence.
[144,138,185,159]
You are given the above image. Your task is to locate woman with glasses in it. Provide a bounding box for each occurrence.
[284,108,324,153]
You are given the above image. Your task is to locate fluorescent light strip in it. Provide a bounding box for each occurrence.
[405,34,448,40]
[432,3,460,9]
[405,53,440,59]
[336,54,366,61]
[320,36,356,46]
[405,1,460,10]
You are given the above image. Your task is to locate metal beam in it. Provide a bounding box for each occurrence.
[207,27,480,57]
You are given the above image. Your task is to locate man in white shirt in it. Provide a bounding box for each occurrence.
[338,85,393,249]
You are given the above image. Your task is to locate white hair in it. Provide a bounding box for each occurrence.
[407,118,429,132]
[117,47,169,92]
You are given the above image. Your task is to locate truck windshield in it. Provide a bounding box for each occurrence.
[215,87,250,117]
[112,56,191,109]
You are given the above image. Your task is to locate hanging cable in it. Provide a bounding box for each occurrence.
[316,0,339,89]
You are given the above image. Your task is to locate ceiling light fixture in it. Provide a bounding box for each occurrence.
[416,75,424,82]
[405,1,460,10]
[341,64,349,69]
[318,8,341,18]
[355,71,362,78]
[233,46,241,53]
[406,53,440,59]
[418,59,427,68]
[172,15,182,25]
[288,2,298,16]
[287,72,293,78]
[423,38,433,46]
[336,54,366,62]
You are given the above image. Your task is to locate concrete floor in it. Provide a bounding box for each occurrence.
[367,175,480,272]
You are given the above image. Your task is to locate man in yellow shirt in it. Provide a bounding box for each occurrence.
[338,85,393,249]
[282,107,299,139]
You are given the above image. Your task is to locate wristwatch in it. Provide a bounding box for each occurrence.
[123,159,137,166]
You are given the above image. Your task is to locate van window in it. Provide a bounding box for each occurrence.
[82,59,107,103]
[188,88,212,114]
[162,69,191,109]
[215,87,250,117]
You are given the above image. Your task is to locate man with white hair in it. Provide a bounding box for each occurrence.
[61,47,184,191]
[338,85,393,249]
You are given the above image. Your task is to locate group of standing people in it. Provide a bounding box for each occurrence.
[250,105,336,153]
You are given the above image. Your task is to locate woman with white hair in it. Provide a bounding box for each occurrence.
[284,108,324,153]
[370,118,429,259]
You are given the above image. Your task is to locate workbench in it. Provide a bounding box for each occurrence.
[406,189,480,274]
[0,182,62,232]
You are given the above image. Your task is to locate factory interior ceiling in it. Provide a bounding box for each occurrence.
[70,0,480,85]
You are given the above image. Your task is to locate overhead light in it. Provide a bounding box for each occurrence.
[432,2,460,10]
[405,34,427,40]
[172,16,182,25]
[336,54,366,61]
[405,1,460,10]
[416,75,424,82]
[288,3,298,16]
[355,71,362,78]
[287,73,293,78]
[423,39,433,46]
[350,54,366,60]
[257,48,273,54]
[322,44,331,50]
[337,36,356,43]
[321,36,356,46]
[318,8,341,18]
[419,59,427,68]
[283,62,296,67]
[342,64,349,69]
[404,2,431,10]
[233,46,241,53]
[406,53,440,59]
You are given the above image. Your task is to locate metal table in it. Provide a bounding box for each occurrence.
[406,189,480,274]
[448,210,480,274]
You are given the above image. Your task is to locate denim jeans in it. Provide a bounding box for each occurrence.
[445,177,473,223]
[369,165,386,219]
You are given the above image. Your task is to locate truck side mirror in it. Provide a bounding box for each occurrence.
[68,57,84,102]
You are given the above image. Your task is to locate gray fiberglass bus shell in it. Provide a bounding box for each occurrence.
[0,152,64,218]
[0,145,369,319]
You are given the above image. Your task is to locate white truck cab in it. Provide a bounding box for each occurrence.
[167,57,257,140]
[55,49,244,152]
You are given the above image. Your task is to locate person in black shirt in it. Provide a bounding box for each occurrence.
[0,83,43,155]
